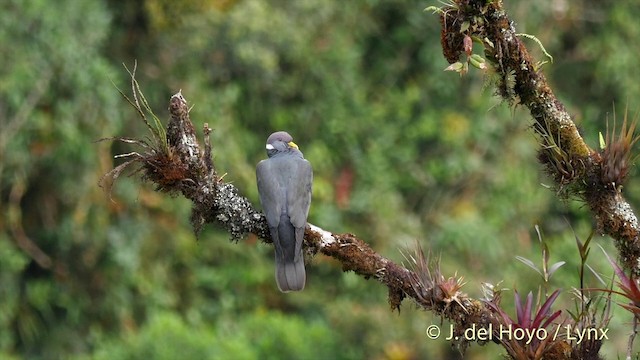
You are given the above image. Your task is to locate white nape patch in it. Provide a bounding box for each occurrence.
[266,144,275,150]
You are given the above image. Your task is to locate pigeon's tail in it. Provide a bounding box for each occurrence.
[275,255,306,292]
[274,214,306,292]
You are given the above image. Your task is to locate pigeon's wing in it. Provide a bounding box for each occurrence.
[286,158,312,262]
[257,158,287,269]
[287,158,313,229]
[256,159,285,229]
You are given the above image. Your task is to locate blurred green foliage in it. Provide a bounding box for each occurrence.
[85,311,343,360]
[1,0,639,358]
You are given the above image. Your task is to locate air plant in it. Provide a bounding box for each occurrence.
[486,289,564,360]
[536,119,586,198]
[99,63,198,196]
[599,106,640,190]
[403,241,468,313]
[597,246,640,359]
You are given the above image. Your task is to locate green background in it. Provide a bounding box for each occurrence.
[1,0,639,358]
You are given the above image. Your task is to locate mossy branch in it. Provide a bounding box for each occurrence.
[435,0,640,275]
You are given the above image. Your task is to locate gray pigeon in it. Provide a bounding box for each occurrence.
[256,131,313,292]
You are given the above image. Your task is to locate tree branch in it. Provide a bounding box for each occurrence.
[438,0,640,274]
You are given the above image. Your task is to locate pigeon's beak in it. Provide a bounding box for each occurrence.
[288,141,299,150]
